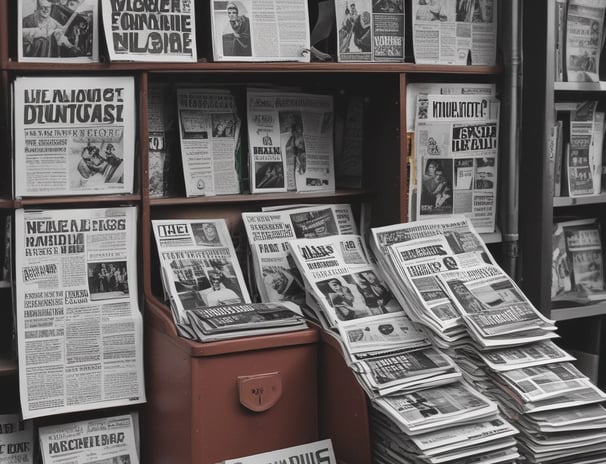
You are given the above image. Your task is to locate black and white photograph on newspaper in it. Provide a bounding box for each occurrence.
[255,162,285,190]
[318,276,375,321]
[262,265,304,305]
[455,0,494,22]
[18,0,98,63]
[373,0,403,13]
[289,208,339,238]
[88,261,129,300]
[420,158,453,216]
[191,222,223,247]
[336,0,374,62]
[475,157,495,189]
[352,269,400,313]
[281,111,307,185]
[101,0,197,62]
[73,140,125,190]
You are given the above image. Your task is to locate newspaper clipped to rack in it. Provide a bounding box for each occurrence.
[14,207,146,419]
[101,0,197,62]
[151,218,251,328]
[38,413,139,464]
[414,94,500,233]
[242,204,357,307]
[13,76,136,197]
[177,88,242,197]
[210,0,310,62]
[412,0,497,65]
[334,0,406,62]
[247,89,335,193]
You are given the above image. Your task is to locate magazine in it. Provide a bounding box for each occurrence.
[412,0,498,65]
[247,89,335,193]
[101,0,197,62]
[209,0,310,62]
[414,94,500,232]
[38,414,139,464]
[18,0,99,63]
[177,88,242,197]
[566,101,598,197]
[13,76,136,197]
[335,0,406,62]
[151,218,251,327]
[14,207,146,419]
[565,0,606,82]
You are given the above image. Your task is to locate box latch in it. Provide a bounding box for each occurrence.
[237,372,282,412]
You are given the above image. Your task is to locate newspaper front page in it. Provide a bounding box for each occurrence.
[568,101,598,197]
[0,414,33,464]
[565,0,606,82]
[38,414,139,464]
[177,88,241,197]
[218,439,336,464]
[415,94,500,232]
[247,89,335,193]
[335,0,406,62]
[13,76,136,197]
[242,204,357,307]
[151,218,251,327]
[101,0,197,62]
[15,207,145,419]
[412,0,497,65]
[18,0,99,63]
[210,0,310,62]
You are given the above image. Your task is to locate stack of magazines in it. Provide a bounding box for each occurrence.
[370,215,606,463]
[286,231,518,463]
[151,218,306,341]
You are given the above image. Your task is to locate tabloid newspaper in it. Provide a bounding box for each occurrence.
[242,204,357,308]
[334,0,406,62]
[18,0,99,63]
[151,218,251,329]
[412,0,497,65]
[217,439,336,464]
[148,82,178,198]
[247,89,335,194]
[101,0,197,62]
[0,414,33,464]
[415,94,500,233]
[209,0,311,62]
[565,0,606,82]
[13,76,136,198]
[14,207,146,419]
[185,302,307,342]
[177,88,242,197]
[566,101,599,197]
[38,414,139,464]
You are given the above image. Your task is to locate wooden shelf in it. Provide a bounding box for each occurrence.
[551,301,606,321]
[14,194,142,208]
[554,81,606,91]
[0,354,16,376]
[6,60,503,75]
[553,194,606,207]
[149,189,372,206]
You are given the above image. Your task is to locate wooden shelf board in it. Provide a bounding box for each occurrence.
[0,354,17,376]
[7,60,503,75]
[554,81,606,91]
[551,301,606,321]
[553,194,606,207]
[150,189,372,206]
[15,194,142,207]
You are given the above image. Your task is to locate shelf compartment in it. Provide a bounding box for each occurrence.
[553,194,606,207]
[554,81,606,91]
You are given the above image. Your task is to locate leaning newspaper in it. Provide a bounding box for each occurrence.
[101,0,197,62]
[412,0,497,65]
[13,76,136,197]
[242,204,357,307]
[565,0,606,82]
[210,0,310,62]
[38,414,139,464]
[335,0,406,62]
[0,414,33,464]
[177,88,242,197]
[15,207,146,419]
[568,101,598,197]
[247,89,335,193]
[415,94,500,233]
[18,0,99,63]
[151,219,251,327]
[217,439,337,464]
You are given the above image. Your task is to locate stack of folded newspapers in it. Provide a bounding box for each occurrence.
[370,215,606,463]
[286,231,518,463]
[151,218,306,341]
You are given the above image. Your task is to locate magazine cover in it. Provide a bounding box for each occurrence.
[101,0,197,62]
[18,0,99,63]
[210,0,310,62]
[13,75,136,197]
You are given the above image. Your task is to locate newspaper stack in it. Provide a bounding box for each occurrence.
[370,216,606,463]
[242,204,358,313]
[287,232,518,462]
